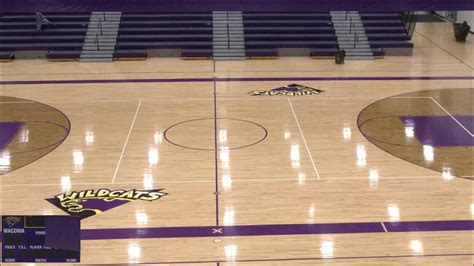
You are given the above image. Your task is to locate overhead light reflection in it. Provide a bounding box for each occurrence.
[154,131,163,144]
[135,210,148,225]
[410,240,423,254]
[405,125,415,138]
[423,145,434,163]
[224,206,235,225]
[298,173,305,185]
[0,150,11,172]
[20,129,29,143]
[128,243,141,261]
[222,174,232,191]
[442,165,453,182]
[284,131,291,140]
[387,204,400,221]
[369,169,379,187]
[224,244,237,261]
[219,129,227,143]
[61,175,72,192]
[85,131,95,146]
[308,205,316,218]
[143,173,153,190]
[72,150,84,172]
[356,144,367,167]
[291,144,300,168]
[220,147,230,169]
[320,240,334,258]
[343,124,351,140]
[148,147,159,166]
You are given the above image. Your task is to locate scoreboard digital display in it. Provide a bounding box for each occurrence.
[2,215,80,263]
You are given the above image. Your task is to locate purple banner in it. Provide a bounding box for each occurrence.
[1,0,473,13]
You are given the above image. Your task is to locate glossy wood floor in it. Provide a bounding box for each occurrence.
[1,22,473,265]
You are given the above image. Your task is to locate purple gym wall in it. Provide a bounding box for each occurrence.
[1,0,473,13]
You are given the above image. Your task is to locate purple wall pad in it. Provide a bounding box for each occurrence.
[1,76,473,86]
[0,122,24,150]
[400,116,474,147]
[384,220,474,232]
[81,222,384,240]
[1,0,472,13]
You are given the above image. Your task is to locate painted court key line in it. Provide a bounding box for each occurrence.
[81,220,474,240]
[430,97,474,137]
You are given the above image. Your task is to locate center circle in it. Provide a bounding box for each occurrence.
[163,118,268,151]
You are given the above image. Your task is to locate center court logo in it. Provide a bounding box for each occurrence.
[46,188,167,219]
[248,83,324,96]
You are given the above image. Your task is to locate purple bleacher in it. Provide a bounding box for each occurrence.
[116,42,212,50]
[117,34,213,42]
[120,20,212,28]
[310,48,339,57]
[0,14,90,22]
[243,13,331,20]
[361,12,413,51]
[0,13,90,59]
[47,50,81,60]
[370,41,414,48]
[181,49,212,58]
[243,12,337,52]
[121,13,212,21]
[246,48,278,57]
[0,51,14,61]
[0,28,87,36]
[244,20,333,27]
[0,35,85,43]
[116,12,214,55]
[246,41,338,49]
[113,49,147,59]
[0,43,83,51]
[366,33,410,41]
[245,34,337,41]
[245,27,335,34]
[118,27,212,35]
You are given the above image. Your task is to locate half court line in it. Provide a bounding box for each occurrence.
[213,79,220,226]
[111,100,142,183]
[288,98,321,180]
[430,97,474,137]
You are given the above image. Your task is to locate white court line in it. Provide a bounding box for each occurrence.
[288,98,321,180]
[0,175,445,187]
[111,100,142,183]
[381,222,388,232]
[430,97,474,137]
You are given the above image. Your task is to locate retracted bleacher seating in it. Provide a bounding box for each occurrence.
[243,12,338,58]
[0,13,90,60]
[116,13,213,59]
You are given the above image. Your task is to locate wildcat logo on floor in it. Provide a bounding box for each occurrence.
[248,84,324,96]
[46,188,167,220]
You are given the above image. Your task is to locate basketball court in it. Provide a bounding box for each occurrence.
[0,22,473,264]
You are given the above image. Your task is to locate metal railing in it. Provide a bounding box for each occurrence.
[94,33,99,50]
[400,12,417,39]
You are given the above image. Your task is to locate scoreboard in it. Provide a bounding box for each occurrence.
[2,215,80,263]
